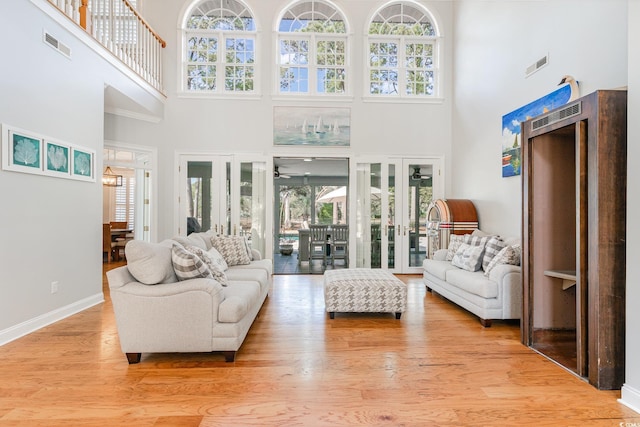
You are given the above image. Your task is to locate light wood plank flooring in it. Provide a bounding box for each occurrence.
[0,262,638,426]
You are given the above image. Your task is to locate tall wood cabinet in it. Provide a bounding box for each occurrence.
[521,89,626,390]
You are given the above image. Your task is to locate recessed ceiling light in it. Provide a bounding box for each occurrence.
[304,172,311,175]
[303,158,313,162]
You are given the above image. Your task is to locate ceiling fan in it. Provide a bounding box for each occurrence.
[274,165,290,179]
[411,167,431,181]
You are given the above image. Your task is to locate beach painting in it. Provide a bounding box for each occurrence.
[274,107,350,146]
[501,82,576,177]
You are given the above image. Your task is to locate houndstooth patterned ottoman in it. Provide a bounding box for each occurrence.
[323,269,408,319]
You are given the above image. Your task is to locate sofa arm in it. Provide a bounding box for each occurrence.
[489,264,522,319]
[109,278,226,353]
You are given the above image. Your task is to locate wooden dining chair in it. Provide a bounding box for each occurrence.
[330,224,349,267]
[103,223,117,262]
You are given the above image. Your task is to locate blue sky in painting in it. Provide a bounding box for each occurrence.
[502,84,572,136]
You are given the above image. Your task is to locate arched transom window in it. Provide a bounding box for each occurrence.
[277,1,349,95]
[367,2,439,98]
[183,0,257,94]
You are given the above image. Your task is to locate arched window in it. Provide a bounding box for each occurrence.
[367,2,439,99]
[182,0,257,94]
[277,1,349,96]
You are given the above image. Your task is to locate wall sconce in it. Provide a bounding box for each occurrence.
[102,166,123,187]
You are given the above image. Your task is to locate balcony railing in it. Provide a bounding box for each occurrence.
[47,0,166,94]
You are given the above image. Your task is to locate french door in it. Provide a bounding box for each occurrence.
[178,154,268,257]
[354,157,443,273]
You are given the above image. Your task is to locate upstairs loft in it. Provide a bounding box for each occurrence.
[37,0,166,118]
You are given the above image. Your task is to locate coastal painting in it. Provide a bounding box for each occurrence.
[501,80,577,177]
[274,107,350,146]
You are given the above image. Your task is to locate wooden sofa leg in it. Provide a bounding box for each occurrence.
[480,318,492,328]
[126,353,141,364]
[426,286,432,292]
[395,312,402,320]
[222,351,236,362]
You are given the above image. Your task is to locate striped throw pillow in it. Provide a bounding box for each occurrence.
[482,236,506,271]
[184,245,228,286]
[171,244,213,281]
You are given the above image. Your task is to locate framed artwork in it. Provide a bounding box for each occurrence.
[44,140,70,177]
[72,147,95,181]
[274,106,350,146]
[1,123,95,182]
[2,127,43,173]
[501,80,577,178]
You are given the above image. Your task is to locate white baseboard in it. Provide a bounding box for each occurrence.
[0,293,104,346]
[620,384,640,415]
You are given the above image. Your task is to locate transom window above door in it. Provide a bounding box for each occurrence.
[181,0,257,96]
[276,0,350,97]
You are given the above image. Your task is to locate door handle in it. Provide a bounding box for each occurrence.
[214,224,218,233]
[220,225,224,235]
[234,224,237,235]
[404,226,408,236]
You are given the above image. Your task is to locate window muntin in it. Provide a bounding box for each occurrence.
[277,1,348,96]
[367,2,438,98]
[184,0,256,94]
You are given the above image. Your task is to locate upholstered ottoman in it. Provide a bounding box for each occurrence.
[323,269,408,319]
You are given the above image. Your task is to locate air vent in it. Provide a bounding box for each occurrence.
[525,54,548,78]
[531,101,581,131]
[43,31,71,59]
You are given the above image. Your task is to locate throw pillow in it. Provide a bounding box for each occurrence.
[451,243,485,272]
[482,236,506,271]
[483,244,521,276]
[171,244,213,281]
[210,235,252,266]
[464,234,491,248]
[125,240,178,285]
[207,246,229,271]
[446,234,467,261]
[185,245,228,286]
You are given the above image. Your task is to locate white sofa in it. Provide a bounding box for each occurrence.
[106,232,271,363]
[422,235,522,327]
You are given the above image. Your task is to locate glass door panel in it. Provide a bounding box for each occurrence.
[386,163,396,269]
[180,156,231,236]
[236,160,267,256]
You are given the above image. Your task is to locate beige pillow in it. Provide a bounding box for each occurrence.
[210,236,252,266]
[185,245,228,286]
[125,240,178,285]
[171,244,213,281]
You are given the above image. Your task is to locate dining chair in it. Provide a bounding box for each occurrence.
[103,223,117,262]
[330,224,348,267]
[309,224,329,268]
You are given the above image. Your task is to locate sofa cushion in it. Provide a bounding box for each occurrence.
[423,258,458,281]
[211,236,252,266]
[484,244,521,276]
[172,234,208,251]
[445,268,499,299]
[125,240,178,285]
[225,267,269,290]
[482,236,506,271]
[219,282,261,323]
[451,243,485,272]
[185,245,228,286]
[171,244,213,281]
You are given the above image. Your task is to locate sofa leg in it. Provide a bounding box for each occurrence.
[480,318,492,327]
[329,312,335,319]
[126,353,141,364]
[222,351,236,362]
[395,312,402,320]
[426,286,432,292]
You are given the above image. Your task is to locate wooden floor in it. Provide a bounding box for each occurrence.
[0,263,638,426]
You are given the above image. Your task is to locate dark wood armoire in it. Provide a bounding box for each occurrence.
[521,89,626,390]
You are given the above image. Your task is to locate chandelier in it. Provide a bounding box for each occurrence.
[102,166,123,187]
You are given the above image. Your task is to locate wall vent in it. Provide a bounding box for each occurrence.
[43,31,71,59]
[525,54,548,78]
[531,101,581,131]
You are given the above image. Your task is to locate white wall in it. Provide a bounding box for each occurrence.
[0,0,163,341]
[451,0,628,237]
[621,0,640,413]
[104,0,455,241]
[0,1,105,335]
